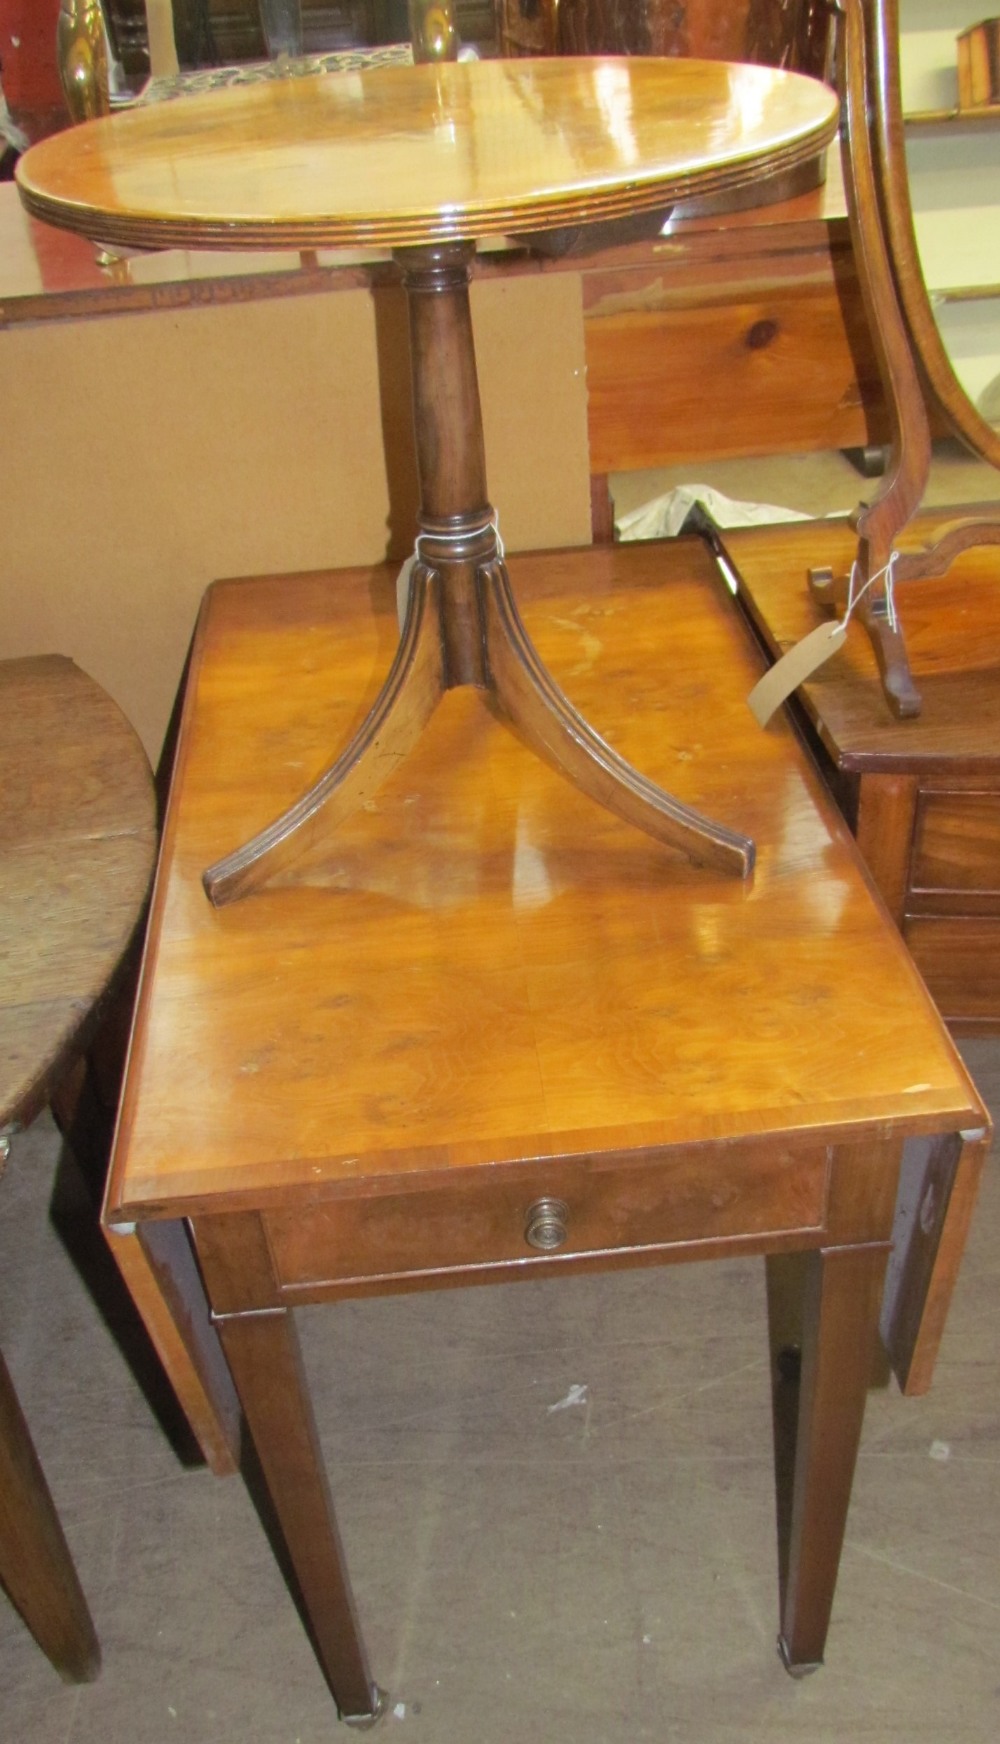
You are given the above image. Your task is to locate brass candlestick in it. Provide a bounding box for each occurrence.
[57,0,112,123]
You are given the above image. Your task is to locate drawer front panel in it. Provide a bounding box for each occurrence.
[905,915,1000,1026]
[266,1144,829,1290]
[912,792,1000,899]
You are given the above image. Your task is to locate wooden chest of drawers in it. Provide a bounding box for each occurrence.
[904,786,1000,1024]
[722,511,1000,1033]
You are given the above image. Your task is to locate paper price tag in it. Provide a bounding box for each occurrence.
[747,620,848,728]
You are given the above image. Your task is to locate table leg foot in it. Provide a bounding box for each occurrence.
[343,1686,390,1728]
[766,1243,889,1669]
[214,1303,379,1715]
[483,558,755,878]
[194,1215,381,1718]
[777,1637,822,1678]
[203,568,445,905]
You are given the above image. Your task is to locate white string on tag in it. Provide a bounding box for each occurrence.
[397,515,504,630]
[842,551,899,633]
[747,551,899,729]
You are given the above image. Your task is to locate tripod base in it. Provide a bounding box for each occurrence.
[204,555,755,906]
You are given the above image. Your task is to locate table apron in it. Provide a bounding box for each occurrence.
[259,1140,828,1296]
[268,1228,898,1305]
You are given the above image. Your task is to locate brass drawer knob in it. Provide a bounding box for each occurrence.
[524,1197,569,1251]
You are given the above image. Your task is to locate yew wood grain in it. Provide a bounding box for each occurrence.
[101,540,989,1717]
[15,58,839,253]
[106,539,981,1224]
[200,228,753,904]
[264,1135,831,1300]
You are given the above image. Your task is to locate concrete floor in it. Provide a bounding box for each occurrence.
[4,447,1000,1742]
[3,1059,999,1744]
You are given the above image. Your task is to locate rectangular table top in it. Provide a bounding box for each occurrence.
[721,510,1000,775]
[107,538,984,1222]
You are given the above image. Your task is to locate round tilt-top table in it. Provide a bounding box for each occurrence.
[17,58,838,906]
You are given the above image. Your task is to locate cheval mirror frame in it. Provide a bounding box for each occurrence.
[812,0,1000,717]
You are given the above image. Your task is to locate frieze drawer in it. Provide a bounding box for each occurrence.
[266,1142,830,1296]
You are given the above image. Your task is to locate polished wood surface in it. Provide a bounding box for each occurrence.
[11,58,827,909]
[17,57,834,899]
[16,57,839,251]
[721,513,1000,769]
[0,165,848,316]
[719,509,1000,1035]
[200,229,752,904]
[104,539,986,1718]
[0,654,156,1683]
[108,540,981,1219]
[80,58,808,903]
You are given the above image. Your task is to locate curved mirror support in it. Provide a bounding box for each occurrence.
[809,0,1000,720]
[873,0,1000,469]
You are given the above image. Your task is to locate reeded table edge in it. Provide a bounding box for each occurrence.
[16,65,839,253]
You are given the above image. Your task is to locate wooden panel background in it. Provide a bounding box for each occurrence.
[583,223,888,473]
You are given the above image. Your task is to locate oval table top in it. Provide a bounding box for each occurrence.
[0,657,157,1133]
[16,56,839,253]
